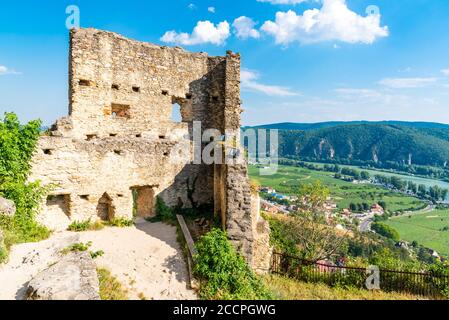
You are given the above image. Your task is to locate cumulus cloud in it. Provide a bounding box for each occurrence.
[257,0,309,4]
[208,7,215,13]
[261,0,389,45]
[160,21,230,46]
[241,69,298,96]
[0,65,20,75]
[233,16,260,39]
[379,77,438,89]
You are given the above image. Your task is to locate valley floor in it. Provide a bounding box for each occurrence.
[0,220,196,300]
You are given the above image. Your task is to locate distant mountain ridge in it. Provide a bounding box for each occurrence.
[245,121,449,131]
[243,121,449,167]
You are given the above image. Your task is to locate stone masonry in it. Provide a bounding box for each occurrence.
[29,28,271,269]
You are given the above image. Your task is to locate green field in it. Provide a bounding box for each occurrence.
[306,162,449,202]
[386,209,449,257]
[249,164,425,212]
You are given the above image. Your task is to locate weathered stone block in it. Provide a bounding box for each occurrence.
[26,252,100,300]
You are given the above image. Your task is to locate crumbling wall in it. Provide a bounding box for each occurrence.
[30,28,270,270]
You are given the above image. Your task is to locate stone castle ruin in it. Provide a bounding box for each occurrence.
[30,28,270,271]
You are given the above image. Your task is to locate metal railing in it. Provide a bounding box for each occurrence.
[271,252,449,299]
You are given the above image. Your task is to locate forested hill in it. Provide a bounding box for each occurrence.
[244,122,449,167]
[245,121,449,131]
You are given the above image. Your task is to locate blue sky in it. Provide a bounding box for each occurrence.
[1,0,449,126]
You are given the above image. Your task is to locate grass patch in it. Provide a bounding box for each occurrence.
[61,241,104,259]
[68,217,134,232]
[106,217,134,228]
[97,268,129,300]
[67,219,104,232]
[264,275,426,300]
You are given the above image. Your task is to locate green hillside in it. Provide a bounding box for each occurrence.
[245,123,449,168]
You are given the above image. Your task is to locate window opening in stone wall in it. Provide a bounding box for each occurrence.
[86,134,98,141]
[162,90,169,96]
[43,149,53,155]
[109,133,117,137]
[212,95,219,102]
[114,150,123,155]
[46,194,70,218]
[186,93,192,99]
[79,195,89,200]
[112,84,120,90]
[132,86,140,93]
[136,134,142,138]
[97,193,114,221]
[111,103,131,119]
[172,103,182,123]
[79,79,94,87]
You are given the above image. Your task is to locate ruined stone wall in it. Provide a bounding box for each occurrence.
[30,28,270,270]
[30,29,223,230]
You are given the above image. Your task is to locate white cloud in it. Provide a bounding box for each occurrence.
[187,3,196,10]
[208,7,215,13]
[379,77,438,89]
[257,0,309,4]
[160,21,230,46]
[0,65,20,75]
[441,69,449,76]
[261,0,389,45]
[233,16,260,39]
[241,69,298,96]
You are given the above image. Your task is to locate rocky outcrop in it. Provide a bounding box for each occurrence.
[0,196,16,217]
[26,251,100,300]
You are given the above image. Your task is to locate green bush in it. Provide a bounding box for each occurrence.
[194,228,272,300]
[148,197,175,223]
[371,222,400,241]
[0,113,51,255]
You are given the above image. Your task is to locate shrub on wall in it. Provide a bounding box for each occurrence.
[194,228,272,300]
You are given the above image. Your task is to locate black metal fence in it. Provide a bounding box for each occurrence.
[271,252,449,299]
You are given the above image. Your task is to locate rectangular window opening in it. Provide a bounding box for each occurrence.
[79,79,94,87]
[111,103,131,119]
[132,86,140,93]
[86,134,98,141]
[112,84,120,90]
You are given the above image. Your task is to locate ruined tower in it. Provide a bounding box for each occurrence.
[30,28,271,271]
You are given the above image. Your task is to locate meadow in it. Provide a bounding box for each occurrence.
[386,209,449,257]
[249,164,424,212]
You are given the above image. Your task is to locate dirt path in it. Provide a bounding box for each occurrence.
[0,220,196,300]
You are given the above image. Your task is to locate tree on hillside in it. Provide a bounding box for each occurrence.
[293,181,346,262]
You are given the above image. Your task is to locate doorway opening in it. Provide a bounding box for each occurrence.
[97,193,114,221]
[132,186,155,219]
